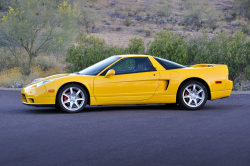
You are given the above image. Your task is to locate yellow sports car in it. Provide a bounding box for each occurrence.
[21,55,233,112]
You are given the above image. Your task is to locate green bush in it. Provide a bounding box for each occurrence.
[219,31,249,81]
[66,30,250,83]
[124,18,132,27]
[147,30,188,65]
[127,37,145,54]
[66,34,144,72]
[187,32,220,64]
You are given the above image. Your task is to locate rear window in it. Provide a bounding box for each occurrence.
[154,57,185,70]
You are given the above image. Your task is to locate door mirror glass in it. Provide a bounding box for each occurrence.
[105,69,115,78]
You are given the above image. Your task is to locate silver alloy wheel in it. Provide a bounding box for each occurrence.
[61,87,85,111]
[182,84,205,108]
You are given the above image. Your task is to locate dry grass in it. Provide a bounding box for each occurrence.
[0,66,65,88]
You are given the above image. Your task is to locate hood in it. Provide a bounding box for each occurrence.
[27,74,70,87]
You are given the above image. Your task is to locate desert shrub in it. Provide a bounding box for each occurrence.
[233,0,250,20]
[66,34,123,72]
[144,29,151,37]
[187,33,220,65]
[0,48,17,71]
[231,20,250,34]
[0,0,10,10]
[124,17,132,26]
[220,31,250,81]
[33,55,58,71]
[66,45,127,73]
[77,7,98,32]
[66,34,146,72]
[147,30,188,65]
[151,0,172,17]
[181,0,221,30]
[66,30,250,87]
[187,30,249,81]
[127,37,145,54]
[76,32,106,47]
[0,0,4,10]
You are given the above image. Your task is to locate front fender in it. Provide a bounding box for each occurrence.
[43,75,95,97]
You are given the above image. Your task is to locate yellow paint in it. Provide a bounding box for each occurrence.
[21,55,233,106]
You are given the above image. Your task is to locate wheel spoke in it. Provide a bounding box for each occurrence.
[63,93,69,98]
[194,99,198,106]
[197,96,203,100]
[69,102,73,110]
[183,95,190,99]
[193,85,196,92]
[185,88,191,94]
[197,89,203,94]
[70,88,73,95]
[188,99,192,105]
[63,99,70,104]
[76,89,81,96]
[75,102,80,109]
[76,98,84,101]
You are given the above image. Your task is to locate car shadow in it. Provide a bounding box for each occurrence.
[23,104,183,114]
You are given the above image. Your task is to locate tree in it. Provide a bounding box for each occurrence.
[0,0,79,75]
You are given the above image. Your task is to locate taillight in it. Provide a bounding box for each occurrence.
[215,81,222,84]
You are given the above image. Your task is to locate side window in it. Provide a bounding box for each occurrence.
[100,57,156,75]
[112,58,136,72]
[154,57,185,70]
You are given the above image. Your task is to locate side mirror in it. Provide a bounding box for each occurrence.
[105,69,115,78]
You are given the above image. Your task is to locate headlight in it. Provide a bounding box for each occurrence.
[32,78,42,83]
[37,80,53,87]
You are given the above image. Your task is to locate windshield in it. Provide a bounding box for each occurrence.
[79,56,121,75]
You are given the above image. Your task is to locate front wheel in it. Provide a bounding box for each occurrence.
[57,84,87,113]
[178,81,208,110]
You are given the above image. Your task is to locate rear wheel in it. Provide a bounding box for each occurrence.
[178,80,208,110]
[57,84,87,113]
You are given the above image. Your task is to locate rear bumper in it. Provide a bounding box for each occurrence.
[211,90,232,100]
[210,79,233,100]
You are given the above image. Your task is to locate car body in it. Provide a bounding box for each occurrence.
[21,55,233,112]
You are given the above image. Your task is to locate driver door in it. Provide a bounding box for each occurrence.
[94,57,160,102]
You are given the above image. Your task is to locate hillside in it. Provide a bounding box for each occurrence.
[82,0,246,46]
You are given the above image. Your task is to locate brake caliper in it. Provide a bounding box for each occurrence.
[64,93,69,101]
[185,91,189,101]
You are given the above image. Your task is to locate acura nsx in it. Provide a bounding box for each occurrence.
[21,55,233,112]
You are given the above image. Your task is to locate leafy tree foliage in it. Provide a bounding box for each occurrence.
[0,0,79,75]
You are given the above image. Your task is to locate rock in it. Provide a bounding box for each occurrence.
[91,26,102,33]
[12,83,22,88]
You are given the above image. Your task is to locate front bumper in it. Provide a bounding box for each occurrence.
[21,84,56,105]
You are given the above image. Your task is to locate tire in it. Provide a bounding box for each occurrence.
[177,80,208,110]
[57,84,88,113]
